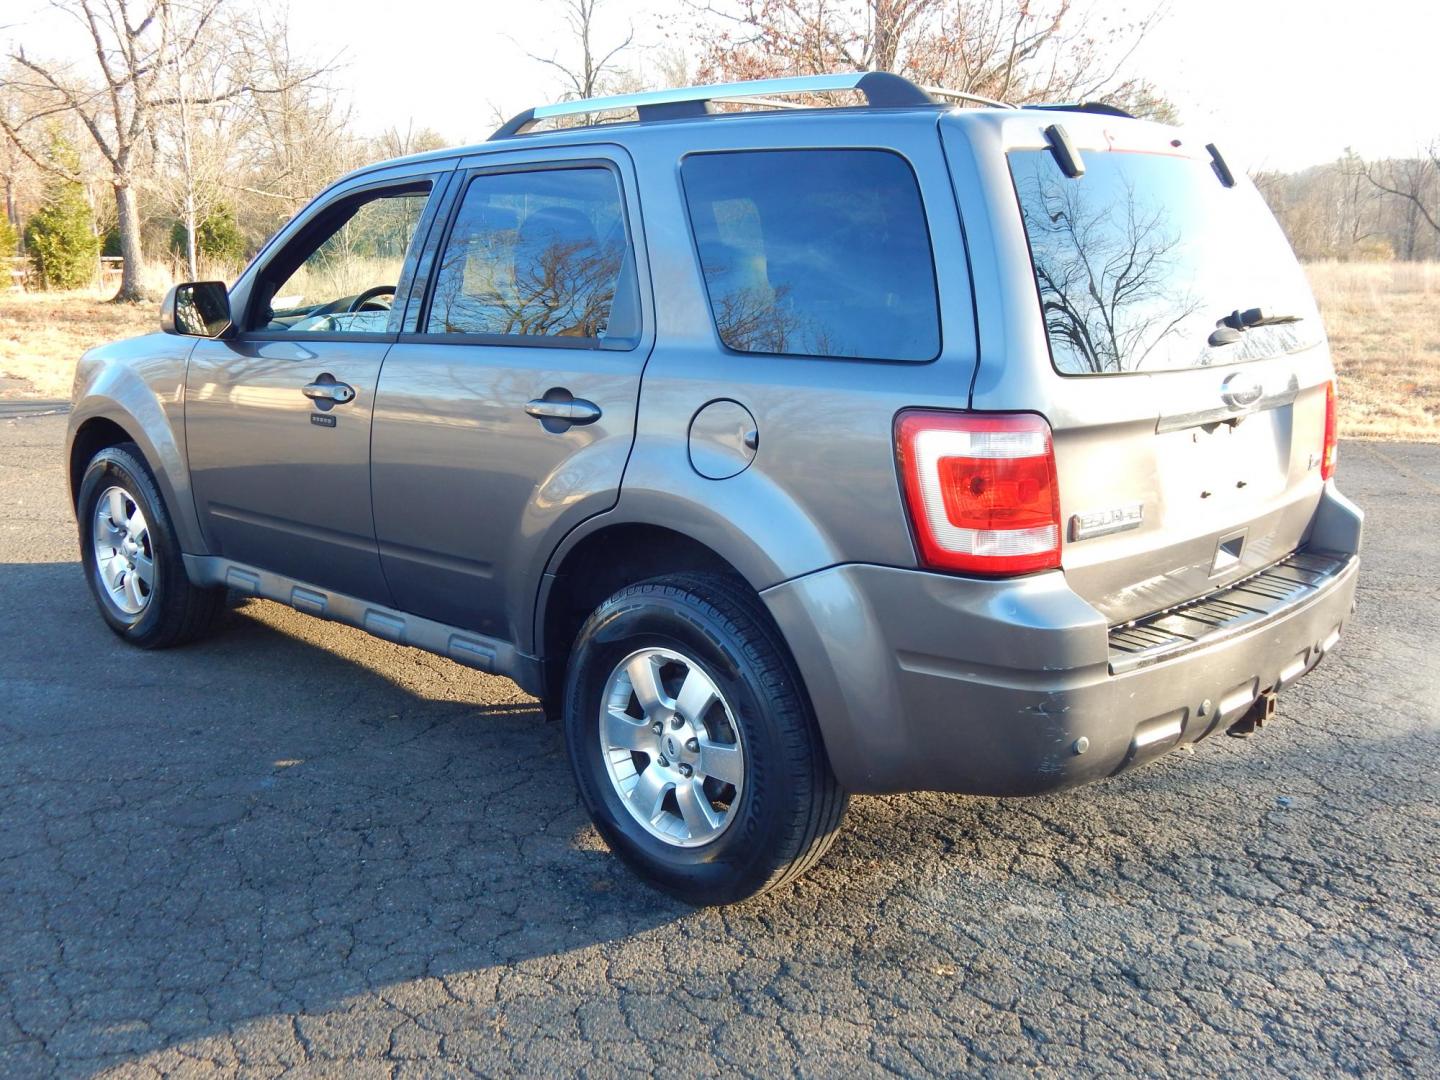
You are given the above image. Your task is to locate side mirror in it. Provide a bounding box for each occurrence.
[161,281,232,338]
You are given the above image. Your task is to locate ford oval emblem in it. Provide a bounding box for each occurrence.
[1220,372,1264,409]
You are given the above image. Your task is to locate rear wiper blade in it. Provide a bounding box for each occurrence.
[1219,307,1304,331]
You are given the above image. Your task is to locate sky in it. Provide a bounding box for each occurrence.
[4,0,1438,174]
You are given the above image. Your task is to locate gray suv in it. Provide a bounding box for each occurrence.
[67,73,1362,903]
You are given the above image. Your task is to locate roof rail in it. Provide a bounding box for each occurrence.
[489,71,1012,140]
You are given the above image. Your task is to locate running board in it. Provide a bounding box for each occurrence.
[182,555,543,696]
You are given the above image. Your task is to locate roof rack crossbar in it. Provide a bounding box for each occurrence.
[719,95,810,111]
[922,86,1017,110]
[490,71,1012,140]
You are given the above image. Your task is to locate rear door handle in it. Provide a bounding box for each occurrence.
[525,391,602,430]
[302,375,356,404]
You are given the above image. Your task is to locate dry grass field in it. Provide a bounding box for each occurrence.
[2,262,1437,441]
[0,289,154,399]
[1306,260,1439,441]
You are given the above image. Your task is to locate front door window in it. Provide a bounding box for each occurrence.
[256,184,432,334]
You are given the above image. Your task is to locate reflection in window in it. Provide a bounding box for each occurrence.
[1010,150,1322,375]
[681,150,941,362]
[427,168,635,341]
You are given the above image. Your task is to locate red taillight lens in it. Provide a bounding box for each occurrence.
[1321,379,1338,481]
[895,411,1061,575]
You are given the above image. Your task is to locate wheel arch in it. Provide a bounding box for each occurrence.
[68,415,138,508]
[537,522,741,692]
[67,398,207,553]
[534,520,826,741]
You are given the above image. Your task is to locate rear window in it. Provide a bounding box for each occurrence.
[1009,148,1323,376]
[681,149,940,362]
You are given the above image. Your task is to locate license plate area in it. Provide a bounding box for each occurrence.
[1160,414,1290,513]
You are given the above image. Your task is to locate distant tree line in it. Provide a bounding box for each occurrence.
[0,0,448,299]
[1254,146,1440,262]
[17,0,1426,303]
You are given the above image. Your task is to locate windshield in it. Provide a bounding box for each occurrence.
[1009,147,1323,376]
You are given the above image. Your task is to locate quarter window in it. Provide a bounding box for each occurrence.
[426,166,638,343]
[681,149,941,362]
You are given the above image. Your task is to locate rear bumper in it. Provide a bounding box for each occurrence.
[762,484,1362,796]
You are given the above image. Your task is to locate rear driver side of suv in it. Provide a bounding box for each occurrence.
[67,74,1362,904]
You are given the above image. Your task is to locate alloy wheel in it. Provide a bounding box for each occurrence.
[92,485,155,616]
[598,647,746,848]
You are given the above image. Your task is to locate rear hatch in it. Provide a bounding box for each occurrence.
[969,117,1333,625]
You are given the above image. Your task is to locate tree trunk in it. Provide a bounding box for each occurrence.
[183,196,198,281]
[871,0,900,72]
[112,181,148,303]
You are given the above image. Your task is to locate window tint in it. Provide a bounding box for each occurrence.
[681,150,940,362]
[427,167,637,342]
[1009,149,1322,375]
[262,187,431,334]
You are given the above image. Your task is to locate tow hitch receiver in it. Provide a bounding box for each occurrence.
[1227,690,1278,738]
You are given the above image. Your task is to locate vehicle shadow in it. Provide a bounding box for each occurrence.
[0,560,695,1071]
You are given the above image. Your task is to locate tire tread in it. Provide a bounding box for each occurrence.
[582,571,848,902]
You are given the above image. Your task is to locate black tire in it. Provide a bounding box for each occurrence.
[77,443,222,649]
[563,572,848,904]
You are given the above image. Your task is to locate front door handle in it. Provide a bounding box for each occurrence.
[302,374,355,405]
[525,389,602,432]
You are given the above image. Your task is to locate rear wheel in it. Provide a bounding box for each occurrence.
[563,572,848,904]
[77,443,221,648]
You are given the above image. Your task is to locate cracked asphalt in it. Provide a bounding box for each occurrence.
[1,410,1437,1078]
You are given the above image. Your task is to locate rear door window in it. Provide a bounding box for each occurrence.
[681,149,940,362]
[1009,148,1323,376]
[425,166,639,345]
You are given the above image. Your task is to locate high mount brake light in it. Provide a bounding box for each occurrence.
[1321,380,1338,481]
[895,411,1061,576]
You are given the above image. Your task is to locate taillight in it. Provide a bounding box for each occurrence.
[1321,379,1338,481]
[895,411,1061,576]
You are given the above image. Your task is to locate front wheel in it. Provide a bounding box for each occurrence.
[77,443,221,648]
[563,573,848,904]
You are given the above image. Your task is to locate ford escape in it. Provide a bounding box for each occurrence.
[67,72,1362,903]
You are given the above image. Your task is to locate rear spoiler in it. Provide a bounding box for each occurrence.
[1023,102,1136,119]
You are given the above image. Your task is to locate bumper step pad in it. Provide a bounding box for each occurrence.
[1108,550,1352,675]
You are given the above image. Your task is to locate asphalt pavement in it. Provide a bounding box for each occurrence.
[1,409,1436,1078]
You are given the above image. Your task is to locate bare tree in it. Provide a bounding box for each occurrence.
[0,74,48,234]
[686,0,1173,117]
[1335,148,1381,252]
[372,122,449,161]
[153,0,233,278]
[1363,144,1440,259]
[0,0,328,301]
[226,21,356,225]
[525,0,636,102]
